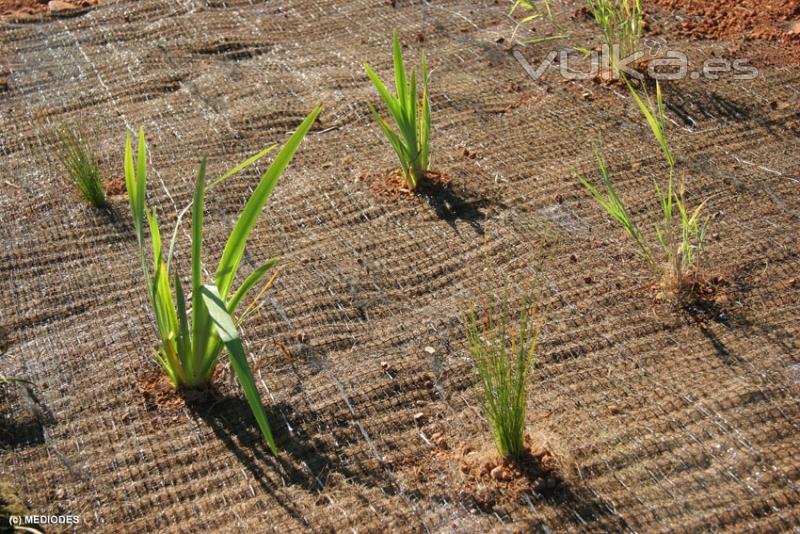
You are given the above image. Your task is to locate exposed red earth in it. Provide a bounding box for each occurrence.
[653,0,800,58]
[0,0,97,18]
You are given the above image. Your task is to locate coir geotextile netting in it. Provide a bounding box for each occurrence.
[1,0,799,532]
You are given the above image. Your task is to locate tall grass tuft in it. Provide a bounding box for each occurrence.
[579,81,710,298]
[364,32,431,190]
[586,0,644,75]
[125,105,322,454]
[56,126,107,208]
[465,295,541,459]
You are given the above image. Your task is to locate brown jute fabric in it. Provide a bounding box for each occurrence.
[1,1,799,532]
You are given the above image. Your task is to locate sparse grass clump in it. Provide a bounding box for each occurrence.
[125,105,322,454]
[579,81,710,299]
[56,126,106,208]
[586,0,644,75]
[364,32,431,191]
[465,296,541,459]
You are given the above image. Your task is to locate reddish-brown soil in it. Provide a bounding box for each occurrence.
[454,435,566,499]
[654,0,800,54]
[0,0,97,19]
[367,169,452,201]
[137,367,225,414]
[103,175,127,197]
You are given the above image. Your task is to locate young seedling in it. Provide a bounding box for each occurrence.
[0,375,31,385]
[125,105,322,454]
[56,126,106,208]
[464,295,541,459]
[586,0,644,76]
[579,81,710,298]
[511,0,553,20]
[364,32,431,190]
[508,1,568,45]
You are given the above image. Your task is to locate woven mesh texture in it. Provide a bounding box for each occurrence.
[1,1,799,532]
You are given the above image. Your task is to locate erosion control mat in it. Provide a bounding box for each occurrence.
[1,1,799,532]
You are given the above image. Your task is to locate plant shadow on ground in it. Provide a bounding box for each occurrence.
[182,390,404,522]
[417,178,499,236]
[454,442,632,531]
[679,256,800,366]
[99,203,136,236]
[368,169,507,237]
[0,383,53,449]
[663,84,798,145]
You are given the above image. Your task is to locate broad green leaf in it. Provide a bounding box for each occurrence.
[147,209,180,366]
[369,105,410,173]
[200,284,278,454]
[406,68,419,170]
[364,65,400,118]
[420,50,431,170]
[215,104,322,298]
[136,129,147,215]
[175,273,191,369]
[392,32,406,110]
[124,133,140,243]
[189,157,208,378]
[192,157,206,293]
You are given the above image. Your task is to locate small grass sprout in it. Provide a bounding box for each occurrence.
[579,81,711,298]
[364,32,431,190]
[125,105,322,454]
[0,375,31,385]
[56,126,106,208]
[586,0,644,75]
[465,295,541,459]
[0,352,30,386]
[511,0,553,20]
[509,1,564,44]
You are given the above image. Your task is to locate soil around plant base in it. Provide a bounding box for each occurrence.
[137,367,225,415]
[366,169,452,201]
[456,434,568,500]
[103,175,127,197]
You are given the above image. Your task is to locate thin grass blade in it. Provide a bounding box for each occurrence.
[209,145,277,190]
[228,257,279,314]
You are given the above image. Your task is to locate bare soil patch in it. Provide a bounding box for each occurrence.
[654,0,800,62]
[0,0,97,19]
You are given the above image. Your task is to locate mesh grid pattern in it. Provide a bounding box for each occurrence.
[1,0,799,532]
